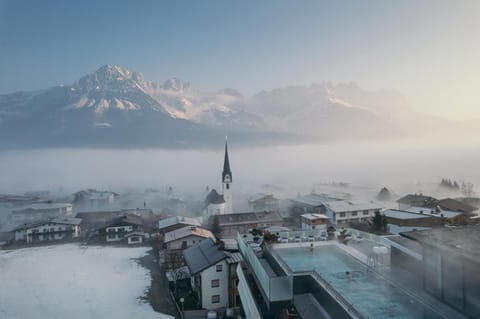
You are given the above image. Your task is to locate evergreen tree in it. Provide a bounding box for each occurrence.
[210,215,221,239]
[370,211,387,234]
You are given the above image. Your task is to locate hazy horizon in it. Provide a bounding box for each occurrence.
[1,137,479,200]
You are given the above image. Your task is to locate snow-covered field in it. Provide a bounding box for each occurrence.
[0,244,173,319]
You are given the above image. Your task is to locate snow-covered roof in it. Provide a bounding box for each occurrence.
[13,203,72,212]
[51,217,82,225]
[324,200,382,213]
[405,206,461,219]
[157,216,201,230]
[164,226,214,243]
[300,213,329,221]
[290,193,340,207]
[383,209,432,220]
[225,252,243,264]
[12,217,82,231]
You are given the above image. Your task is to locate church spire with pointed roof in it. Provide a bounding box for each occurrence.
[222,137,233,213]
[222,138,232,183]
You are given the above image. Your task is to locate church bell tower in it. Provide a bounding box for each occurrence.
[222,139,233,214]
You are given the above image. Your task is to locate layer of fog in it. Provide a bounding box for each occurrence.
[1,137,479,203]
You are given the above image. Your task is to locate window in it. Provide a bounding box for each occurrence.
[351,212,357,217]
[363,211,369,215]
[212,295,220,304]
[226,183,230,190]
[107,228,115,233]
[211,279,220,288]
[108,234,116,239]
[216,264,222,272]
[339,213,346,218]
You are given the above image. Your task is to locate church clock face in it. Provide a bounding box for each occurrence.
[224,175,231,183]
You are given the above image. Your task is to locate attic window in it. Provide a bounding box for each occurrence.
[216,264,222,272]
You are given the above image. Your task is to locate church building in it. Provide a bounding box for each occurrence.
[204,140,233,217]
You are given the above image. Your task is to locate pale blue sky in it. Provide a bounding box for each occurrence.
[1,0,479,119]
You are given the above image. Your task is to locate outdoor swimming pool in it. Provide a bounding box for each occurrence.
[275,245,444,319]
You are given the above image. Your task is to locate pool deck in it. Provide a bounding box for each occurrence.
[271,240,469,319]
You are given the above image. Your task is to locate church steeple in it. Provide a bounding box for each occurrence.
[222,137,233,214]
[222,139,232,183]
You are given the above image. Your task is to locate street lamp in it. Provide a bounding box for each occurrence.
[179,297,185,316]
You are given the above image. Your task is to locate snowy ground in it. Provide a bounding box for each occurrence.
[0,244,174,319]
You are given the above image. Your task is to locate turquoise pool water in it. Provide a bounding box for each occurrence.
[275,245,443,319]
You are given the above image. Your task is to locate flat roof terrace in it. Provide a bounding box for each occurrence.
[270,241,463,319]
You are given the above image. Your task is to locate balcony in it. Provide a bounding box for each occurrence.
[236,264,262,319]
[237,233,293,303]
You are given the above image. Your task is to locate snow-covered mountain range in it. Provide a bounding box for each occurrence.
[0,64,467,149]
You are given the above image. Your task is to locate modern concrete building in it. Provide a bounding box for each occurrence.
[402,226,480,318]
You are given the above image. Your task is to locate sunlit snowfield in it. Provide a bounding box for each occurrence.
[0,244,173,319]
[0,138,479,195]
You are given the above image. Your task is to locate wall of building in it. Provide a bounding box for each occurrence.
[301,219,327,230]
[205,203,225,219]
[221,223,256,238]
[127,235,143,245]
[106,225,133,242]
[166,235,207,250]
[237,265,262,319]
[386,216,439,227]
[223,177,233,214]
[423,246,480,318]
[332,209,377,225]
[200,260,228,310]
[293,274,353,319]
[21,223,79,243]
[391,247,423,279]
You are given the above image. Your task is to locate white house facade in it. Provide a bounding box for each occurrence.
[323,200,383,225]
[183,238,230,311]
[198,259,229,310]
[13,217,81,244]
